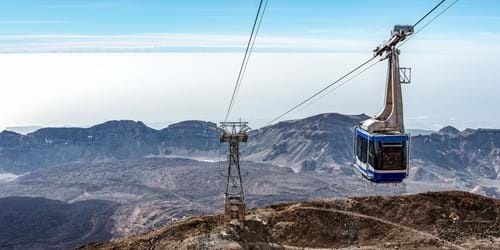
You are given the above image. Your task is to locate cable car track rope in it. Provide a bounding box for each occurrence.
[412,0,446,28]
[399,0,459,48]
[266,56,378,126]
[224,0,268,122]
[296,0,459,116]
[265,0,457,126]
[294,58,383,116]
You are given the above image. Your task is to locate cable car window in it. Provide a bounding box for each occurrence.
[356,134,362,161]
[381,142,403,170]
[369,140,384,169]
[355,134,368,163]
[360,138,368,163]
[402,140,408,169]
[369,140,376,167]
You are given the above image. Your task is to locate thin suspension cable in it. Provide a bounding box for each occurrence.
[399,0,459,48]
[266,56,378,126]
[225,0,263,122]
[294,59,383,116]
[324,60,382,99]
[412,0,446,28]
[225,0,267,122]
[229,0,268,117]
[311,0,458,106]
[265,0,452,126]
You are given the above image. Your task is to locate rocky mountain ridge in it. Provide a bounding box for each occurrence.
[2,113,498,178]
[0,120,219,173]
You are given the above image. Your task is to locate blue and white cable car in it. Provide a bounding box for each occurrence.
[353,127,410,183]
[353,25,413,183]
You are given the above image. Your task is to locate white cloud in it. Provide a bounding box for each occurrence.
[0,32,498,54]
[0,33,376,53]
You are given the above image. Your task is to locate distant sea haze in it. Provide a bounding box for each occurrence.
[0,52,498,130]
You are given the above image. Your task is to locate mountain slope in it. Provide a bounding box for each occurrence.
[81,191,500,249]
[244,113,368,171]
[411,127,500,180]
[0,197,116,250]
[159,120,220,158]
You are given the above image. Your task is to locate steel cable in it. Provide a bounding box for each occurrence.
[265,0,456,126]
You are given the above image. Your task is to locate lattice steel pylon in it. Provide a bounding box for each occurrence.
[219,121,250,228]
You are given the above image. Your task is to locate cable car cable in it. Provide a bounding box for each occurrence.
[412,0,446,28]
[292,0,458,117]
[399,0,459,48]
[266,56,378,126]
[265,0,453,126]
[230,0,268,119]
[294,59,383,116]
[225,0,268,122]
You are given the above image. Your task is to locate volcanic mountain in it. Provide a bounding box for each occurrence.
[2,113,499,179]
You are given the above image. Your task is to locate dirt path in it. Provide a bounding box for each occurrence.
[296,206,466,250]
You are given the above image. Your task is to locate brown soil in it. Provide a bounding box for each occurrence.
[81,191,500,249]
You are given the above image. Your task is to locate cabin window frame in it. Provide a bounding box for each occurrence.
[356,133,368,164]
[374,140,407,170]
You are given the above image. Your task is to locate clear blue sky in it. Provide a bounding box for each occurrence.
[0,0,498,51]
[0,0,497,33]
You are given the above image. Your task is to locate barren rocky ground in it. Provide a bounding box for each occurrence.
[82,191,500,249]
[0,157,404,238]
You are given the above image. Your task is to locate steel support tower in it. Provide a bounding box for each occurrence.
[219,121,250,228]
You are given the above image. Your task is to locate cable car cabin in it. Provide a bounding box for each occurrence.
[351,25,414,183]
[353,127,409,183]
